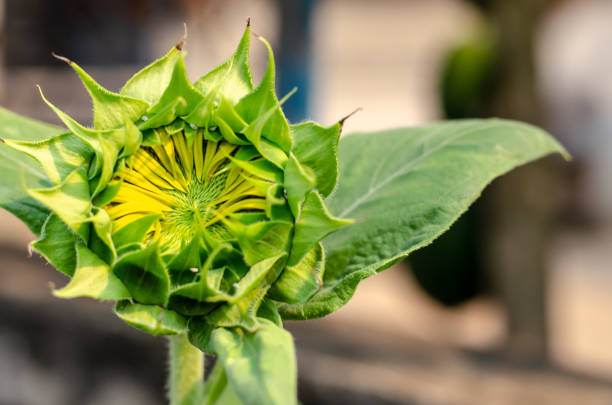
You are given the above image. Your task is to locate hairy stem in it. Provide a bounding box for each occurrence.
[168,333,204,405]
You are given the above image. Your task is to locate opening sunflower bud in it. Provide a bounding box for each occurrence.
[2,22,351,338]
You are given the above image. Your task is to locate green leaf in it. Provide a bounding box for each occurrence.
[0,105,64,142]
[113,243,170,306]
[54,244,130,300]
[194,24,254,104]
[279,119,568,320]
[120,46,183,106]
[290,121,341,197]
[0,142,51,234]
[115,300,187,335]
[288,191,351,266]
[31,214,78,276]
[65,59,149,130]
[210,318,297,405]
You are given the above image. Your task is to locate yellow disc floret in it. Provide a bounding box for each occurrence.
[105,126,266,251]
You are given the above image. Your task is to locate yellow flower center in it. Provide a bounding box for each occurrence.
[105,126,266,251]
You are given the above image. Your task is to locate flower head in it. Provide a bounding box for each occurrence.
[3,23,351,336]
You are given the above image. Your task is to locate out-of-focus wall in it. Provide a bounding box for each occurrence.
[310,0,479,132]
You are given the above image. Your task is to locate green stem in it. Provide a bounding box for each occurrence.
[168,333,205,405]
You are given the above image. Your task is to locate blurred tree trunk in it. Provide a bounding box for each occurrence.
[485,0,562,363]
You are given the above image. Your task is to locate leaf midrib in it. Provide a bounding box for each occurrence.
[337,120,497,218]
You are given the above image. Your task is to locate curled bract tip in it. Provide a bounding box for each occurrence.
[338,107,363,128]
[51,52,72,65]
[176,23,188,50]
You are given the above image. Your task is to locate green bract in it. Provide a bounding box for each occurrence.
[0,23,568,405]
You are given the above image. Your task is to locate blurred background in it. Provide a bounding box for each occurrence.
[1,0,612,404]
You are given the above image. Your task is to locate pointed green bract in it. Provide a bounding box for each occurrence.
[284,153,316,218]
[211,287,267,331]
[269,243,324,304]
[112,213,161,250]
[289,191,352,266]
[145,55,203,126]
[194,25,254,104]
[257,298,283,327]
[235,37,292,153]
[6,133,93,184]
[26,167,91,240]
[115,301,187,335]
[121,46,183,106]
[114,243,170,306]
[290,121,342,197]
[228,221,292,266]
[67,60,149,130]
[31,214,78,276]
[87,207,116,263]
[54,244,130,300]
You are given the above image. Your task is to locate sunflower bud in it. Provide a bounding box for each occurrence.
[3,23,351,336]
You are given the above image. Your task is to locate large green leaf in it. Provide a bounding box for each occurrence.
[0,105,64,142]
[209,318,297,405]
[0,142,51,234]
[0,108,63,234]
[279,119,568,320]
